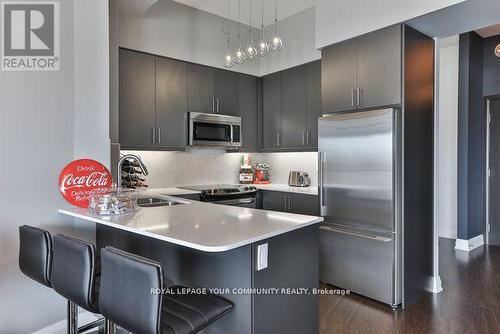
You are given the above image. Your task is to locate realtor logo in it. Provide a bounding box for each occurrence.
[1,1,60,71]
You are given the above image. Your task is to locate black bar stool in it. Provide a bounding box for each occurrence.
[99,246,233,334]
[51,234,102,334]
[18,226,104,333]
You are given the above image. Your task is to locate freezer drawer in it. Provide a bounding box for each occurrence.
[319,223,396,305]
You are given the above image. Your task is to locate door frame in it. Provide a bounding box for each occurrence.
[485,95,500,245]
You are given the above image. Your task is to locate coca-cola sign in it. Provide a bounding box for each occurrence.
[59,159,112,208]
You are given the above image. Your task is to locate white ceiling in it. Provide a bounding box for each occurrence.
[172,0,316,27]
[476,23,500,38]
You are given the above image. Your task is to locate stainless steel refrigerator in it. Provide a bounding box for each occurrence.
[318,108,402,306]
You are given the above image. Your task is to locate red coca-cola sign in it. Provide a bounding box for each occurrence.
[59,159,112,208]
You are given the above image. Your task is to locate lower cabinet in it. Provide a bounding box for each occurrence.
[259,190,319,216]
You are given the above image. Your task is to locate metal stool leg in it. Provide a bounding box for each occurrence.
[105,319,115,334]
[67,301,78,334]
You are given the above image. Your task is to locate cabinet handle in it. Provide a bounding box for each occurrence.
[277,133,281,147]
[216,98,220,113]
[356,88,361,106]
[152,128,156,144]
[302,131,306,146]
[284,195,287,210]
[157,128,161,144]
[351,88,355,106]
[307,130,311,146]
[211,98,215,112]
[288,196,292,211]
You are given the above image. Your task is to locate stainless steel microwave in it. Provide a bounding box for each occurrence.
[188,112,242,148]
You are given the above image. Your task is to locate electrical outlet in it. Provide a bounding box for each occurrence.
[257,243,268,271]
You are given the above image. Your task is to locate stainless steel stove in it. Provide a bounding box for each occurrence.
[179,184,257,208]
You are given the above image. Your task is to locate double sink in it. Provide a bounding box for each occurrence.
[137,197,185,208]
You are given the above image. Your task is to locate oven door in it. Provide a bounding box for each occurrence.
[189,112,242,148]
[212,198,256,208]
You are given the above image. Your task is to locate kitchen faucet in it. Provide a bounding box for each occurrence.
[117,154,149,189]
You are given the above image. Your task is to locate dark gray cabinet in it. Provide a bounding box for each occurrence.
[262,73,282,150]
[321,24,402,113]
[356,25,401,109]
[261,190,319,216]
[306,61,322,149]
[155,57,188,149]
[215,69,239,116]
[187,63,215,113]
[119,49,156,149]
[238,74,258,151]
[282,66,308,148]
[321,39,357,113]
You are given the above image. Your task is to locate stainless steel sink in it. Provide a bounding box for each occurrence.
[137,197,185,208]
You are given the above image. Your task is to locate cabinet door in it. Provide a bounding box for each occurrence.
[262,73,282,150]
[282,66,308,149]
[357,25,402,109]
[215,69,239,115]
[321,39,357,113]
[155,57,188,149]
[187,63,215,113]
[238,74,258,151]
[306,61,322,149]
[289,193,319,216]
[119,49,156,149]
[261,191,288,213]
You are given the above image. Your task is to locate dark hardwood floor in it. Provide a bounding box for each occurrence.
[319,238,500,334]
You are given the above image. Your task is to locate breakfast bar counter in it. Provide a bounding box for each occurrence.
[59,193,322,334]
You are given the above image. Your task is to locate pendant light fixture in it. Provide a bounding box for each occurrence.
[234,0,246,64]
[495,43,500,58]
[223,0,234,68]
[246,0,257,60]
[256,0,269,57]
[270,0,282,53]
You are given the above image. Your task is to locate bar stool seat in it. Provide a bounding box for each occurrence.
[99,246,233,334]
[161,286,233,334]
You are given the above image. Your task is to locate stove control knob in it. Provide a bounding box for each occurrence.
[244,187,249,191]
[213,189,218,194]
[207,190,212,194]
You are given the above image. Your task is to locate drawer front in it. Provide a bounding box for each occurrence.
[319,224,395,305]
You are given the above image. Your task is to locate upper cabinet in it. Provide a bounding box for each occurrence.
[262,60,321,151]
[155,57,188,150]
[322,25,402,113]
[187,64,239,115]
[187,64,214,113]
[238,74,259,151]
[119,49,156,149]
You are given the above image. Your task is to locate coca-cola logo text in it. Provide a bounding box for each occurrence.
[59,159,112,208]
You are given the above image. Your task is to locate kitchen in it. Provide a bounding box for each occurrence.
[3,0,500,333]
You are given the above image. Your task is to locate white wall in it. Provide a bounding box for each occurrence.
[118,0,260,75]
[0,0,110,332]
[260,7,320,76]
[436,39,459,239]
[124,150,318,188]
[315,0,465,48]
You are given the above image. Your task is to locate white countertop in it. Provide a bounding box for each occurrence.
[59,193,322,253]
[253,184,318,196]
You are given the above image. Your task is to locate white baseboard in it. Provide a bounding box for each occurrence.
[425,275,443,294]
[455,234,484,251]
[31,310,99,334]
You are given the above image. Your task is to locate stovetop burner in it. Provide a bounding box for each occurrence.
[179,184,257,197]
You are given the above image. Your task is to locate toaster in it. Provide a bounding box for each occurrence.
[288,171,311,187]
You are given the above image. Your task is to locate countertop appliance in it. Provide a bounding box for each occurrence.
[179,184,257,208]
[288,171,311,187]
[319,108,402,307]
[189,112,241,148]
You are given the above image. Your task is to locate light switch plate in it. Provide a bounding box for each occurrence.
[257,243,268,271]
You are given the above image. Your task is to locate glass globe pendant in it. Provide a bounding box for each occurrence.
[234,0,246,65]
[257,0,269,57]
[270,0,283,53]
[223,0,234,68]
[224,52,234,68]
[246,0,257,61]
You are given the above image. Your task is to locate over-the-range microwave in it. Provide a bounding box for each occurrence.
[188,112,242,148]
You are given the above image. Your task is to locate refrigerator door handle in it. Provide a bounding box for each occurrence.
[319,152,327,214]
[319,225,392,242]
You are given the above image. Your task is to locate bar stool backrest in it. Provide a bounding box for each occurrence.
[99,247,164,334]
[51,234,99,313]
[18,225,52,287]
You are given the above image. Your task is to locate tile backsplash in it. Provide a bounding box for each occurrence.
[122,149,318,188]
